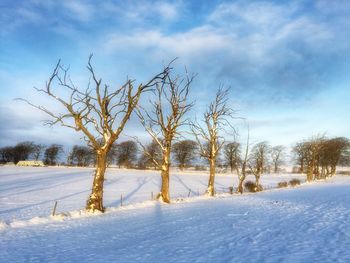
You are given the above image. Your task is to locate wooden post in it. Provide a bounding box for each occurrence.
[52,201,58,216]
[120,194,123,207]
[229,186,234,194]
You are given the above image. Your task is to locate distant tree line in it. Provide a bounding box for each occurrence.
[0,142,63,165]
[2,136,348,178]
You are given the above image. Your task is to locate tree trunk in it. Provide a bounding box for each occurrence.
[237,162,246,194]
[237,177,244,194]
[86,151,107,212]
[300,156,304,173]
[321,166,325,179]
[158,148,171,203]
[179,163,184,171]
[255,174,261,191]
[274,163,278,173]
[207,158,215,196]
[306,162,313,182]
[331,165,336,176]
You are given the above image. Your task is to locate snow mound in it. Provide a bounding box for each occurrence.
[0,220,8,231]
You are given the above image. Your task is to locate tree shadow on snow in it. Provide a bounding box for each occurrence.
[108,176,151,207]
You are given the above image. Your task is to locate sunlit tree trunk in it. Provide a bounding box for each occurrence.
[86,151,107,212]
[207,158,216,196]
[237,170,246,194]
[255,174,261,191]
[331,165,336,176]
[159,147,171,203]
[306,161,314,182]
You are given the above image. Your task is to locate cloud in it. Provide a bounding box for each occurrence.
[101,0,341,103]
[62,0,94,22]
[93,0,181,27]
[3,0,350,107]
[0,102,82,147]
[1,0,350,147]
[104,26,230,57]
[157,2,178,21]
[208,1,296,29]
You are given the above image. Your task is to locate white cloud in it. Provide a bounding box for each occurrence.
[102,0,180,25]
[62,0,94,22]
[156,2,178,21]
[208,1,296,29]
[16,7,44,23]
[104,26,231,59]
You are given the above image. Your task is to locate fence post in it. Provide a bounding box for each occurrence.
[229,186,234,194]
[52,201,58,216]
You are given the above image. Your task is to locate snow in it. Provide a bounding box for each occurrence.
[1,166,349,262]
[0,166,302,222]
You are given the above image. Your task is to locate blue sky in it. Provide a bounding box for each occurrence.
[0,0,349,148]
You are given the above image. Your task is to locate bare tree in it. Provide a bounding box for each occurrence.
[326,137,349,176]
[302,136,324,182]
[0,146,14,163]
[317,137,349,178]
[138,140,162,170]
[172,140,197,170]
[237,127,250,194]
[271,145,285,173]
[224,142,241,173]
[69,145,93,166]
[191,88,235,196]
[105,143,117,167]
[18,55,169,212]
[249,141,270,191]
[115,140,138,168]
[32,144,46,161]
[44,144,63,165]
[13,141,35,164]
[137,69,194,203]
[292,142,306,173]
[337,138,350,167]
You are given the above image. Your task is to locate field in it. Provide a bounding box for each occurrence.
[1,167,349,262]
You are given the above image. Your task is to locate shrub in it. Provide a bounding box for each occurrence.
[277,181,288,188]
[244,181,263,192]
[195,165,206,171]
[289,178,301,187]
[338,171,350,175]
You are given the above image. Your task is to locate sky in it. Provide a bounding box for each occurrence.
[0,0,349,150]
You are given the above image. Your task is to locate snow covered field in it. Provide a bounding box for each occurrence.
[1,167,349,262]
[0,166,303,222]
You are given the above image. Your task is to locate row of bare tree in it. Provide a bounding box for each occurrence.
[17,56,349,212]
